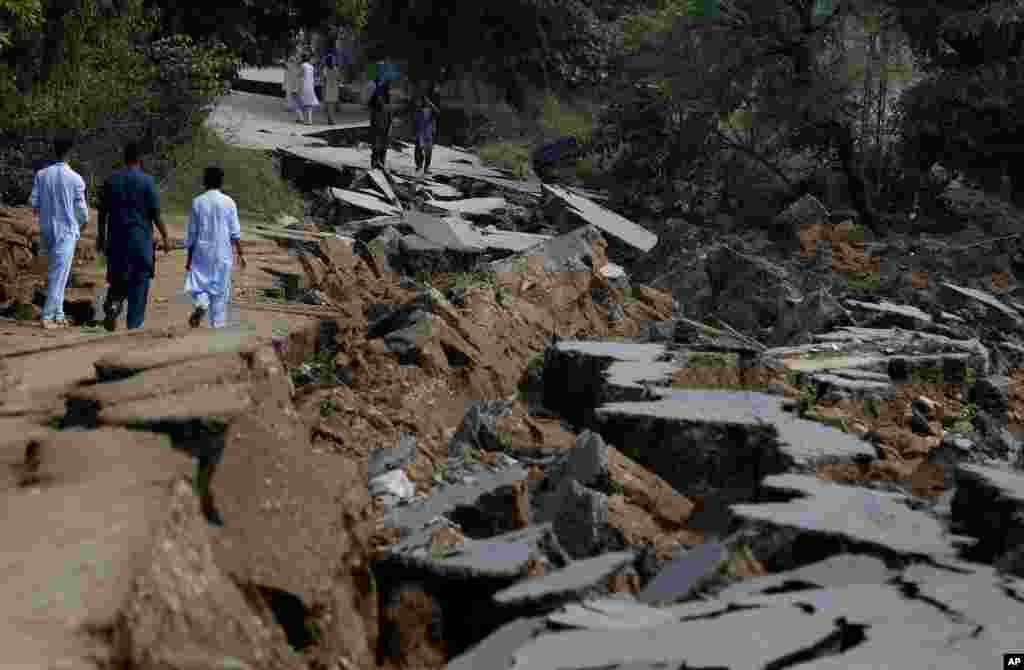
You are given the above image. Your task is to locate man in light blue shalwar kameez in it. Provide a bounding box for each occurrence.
[30,135,89,330]
[184,167,246,329]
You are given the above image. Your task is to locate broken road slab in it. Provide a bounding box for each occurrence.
[367,168,400,205]
[404,211,486,252]
[97,383,253,428]
[0,429,191,669]
[547,599,677,631]
[425,197,509,217]
[940,281,1024,331]
[509,606,835,670]
[93,330,263,381]
[66,353,250,426]
[494,550,634,608]
[328,187,402,216]
[543,184,658,253]
[636,541,728,605]
[731,474,955,557]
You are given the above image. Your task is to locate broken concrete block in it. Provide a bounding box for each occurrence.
[636,541,728,605]
[93,331,263,382]
[115,479,304,670]
[542,184,658,253]
[969,375,1011,422]
[450,399,515,455]
[493,550,635,607]
[952,464,1024,565]
[551,479,610,560]
[774,194,829,242]
[370,469,416,501]
[545,430,610,491]
[445,617,547,670]
[732,474,954,558]
[548,599,677,631]
[368,433,418,481]
[453,480,531,537]
[328,186,402,216]
[66,353,249,427]
[424,197,508,217]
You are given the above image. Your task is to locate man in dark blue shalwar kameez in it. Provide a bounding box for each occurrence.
[96,142,170,331]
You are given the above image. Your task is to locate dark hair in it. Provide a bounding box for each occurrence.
[124,142,141,164]
[53,134,74,159]
[204,166,224,190]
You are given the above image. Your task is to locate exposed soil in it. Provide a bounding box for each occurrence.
[797,221,880,275]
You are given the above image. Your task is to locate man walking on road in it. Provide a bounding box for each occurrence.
[31,134,89,330]
[96,142,170,332]
[413,93,439,176]
[368,78,393,170]
[185,166,246,330]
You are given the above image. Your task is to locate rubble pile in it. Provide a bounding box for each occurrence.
[9,133,1024,670]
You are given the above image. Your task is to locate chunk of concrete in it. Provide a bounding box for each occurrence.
[367,168,400,205]
[384,466,529,536]
[0,429,195,669]
[328,187,402,216]
[66,353,249,426]
[445,617,547,670]
[382,525,561,582]
[731,474,954,557]
[510,606,835,670]
[404,211,486,252]
[845,299,933,327]
[713,553,892,601]
[425,197,508,216]
[494,550,634,607]
[594,390,874,497]
[542,184,658,253]
[97,384,252,428]
[811,373,895,401]
[548,599,677,630]
[368,433,418,480]
[550,479,610,560]
[93,331,263,381]
[370,469,416,500]
[636,541,728,605]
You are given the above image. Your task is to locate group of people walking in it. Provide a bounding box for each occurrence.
[30,135,246,333]
[368,79,438,175]
[283,52,340,125]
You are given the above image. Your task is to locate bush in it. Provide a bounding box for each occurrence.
[0,0,239,205]
[478,141,532,177]
[159,125,303,220]
[538,93,597,144]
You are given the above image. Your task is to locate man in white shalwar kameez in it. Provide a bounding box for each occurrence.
[184,167,246,329]
[30,135,89,330]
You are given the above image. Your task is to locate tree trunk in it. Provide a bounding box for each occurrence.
[833,121,878,231]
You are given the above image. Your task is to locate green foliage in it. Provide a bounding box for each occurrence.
[864,397,881,419]
[495,285,512,307]
[159,125,303,220]
[847,271,882,291]
[319,397,338,417]
[478,141,532,177]
[538,93,597,143]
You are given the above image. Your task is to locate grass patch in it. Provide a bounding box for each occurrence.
[538,94,597,144]
[159,125,304,222]
[478,141,532,177]
[864,397,880,419]
[496,431,513,452]
[527,352,545,374]
[847,271,882,291]
[495,285,512,307]
[319,397,338,418]
[943,402,977,433]
[687,352,739,369]
[805,411,849,432]
[911,366,945,385]
[451,271,497,291]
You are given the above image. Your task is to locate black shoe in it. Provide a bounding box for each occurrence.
[189,306,207,328]
[102,300,123,332]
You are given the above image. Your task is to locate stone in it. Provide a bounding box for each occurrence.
[556,430,611,490]
[912,395,937,419]
[636,541,728,605]
[706,244,802,336]
[370,469,416,500]
[773,288,851,346]
[93,331,263,382]
[449,399,515,455]
[368,433,418,481]
[774,194,830,242]
[493,550,635,607]
[970,375,1011,422]
[731,474,955,558]
[910,408,933,436]
[551,479,610,560]
[542,184,658,253]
